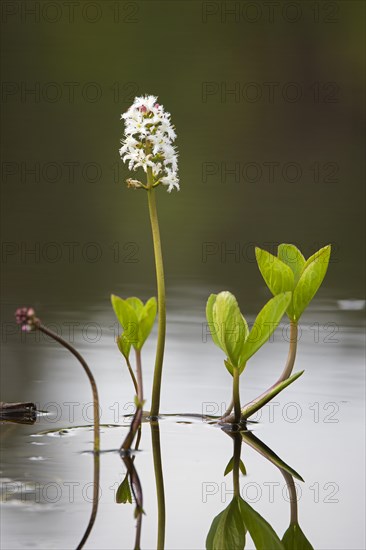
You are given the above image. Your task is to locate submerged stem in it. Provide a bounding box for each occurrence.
[151,421,166,550]
[280,469,298,525]
[147,171,166,418]
[76,451,100,549]
[37,323,100,453]
[232,434,242,498]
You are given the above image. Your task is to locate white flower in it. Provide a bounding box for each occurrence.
[120,95,179,192]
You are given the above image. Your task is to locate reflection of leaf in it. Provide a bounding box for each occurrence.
[239,499,284,550]
[241,432,304,482]
[282,523,314,550]
[224,458,246,477]
[116,475,132,504]
[206,497,246,550]
[224,457,234,476]
[239,460,246,476]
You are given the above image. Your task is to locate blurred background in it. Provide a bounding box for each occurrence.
[1,3,365,549]
[1,0,365,313]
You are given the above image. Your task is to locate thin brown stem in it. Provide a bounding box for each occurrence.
[121,349,143,452]
[76,451,100,549]
[37,323,100,453]
[122,454,144,550]
[125,356,139,395]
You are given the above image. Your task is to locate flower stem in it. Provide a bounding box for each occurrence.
[233,367,241,424]
[37,323,100,453]
[147,169,166,418]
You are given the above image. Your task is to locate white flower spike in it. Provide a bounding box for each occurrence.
[120,95,179,192]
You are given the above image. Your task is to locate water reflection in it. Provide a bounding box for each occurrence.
[204,427,313,549]
[74,418,314,550]
[77,451,100,550]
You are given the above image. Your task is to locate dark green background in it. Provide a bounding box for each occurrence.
[1,0,365,310]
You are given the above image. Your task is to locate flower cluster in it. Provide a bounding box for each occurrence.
[119,95,179,192]
[15,307,39,332]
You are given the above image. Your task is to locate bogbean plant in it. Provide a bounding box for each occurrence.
[111,295,157,449]
[206,243,331,425]
[15,96,332,451]
[118,95,179,420]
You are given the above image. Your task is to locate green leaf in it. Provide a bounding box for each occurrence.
[116,475,132,504]
[282,523,314,550]
[292,245,331,320]
[213,292,249,367]
[224,359,234,377]
[117,333,131,360]
[206,294,221,348]
[239,460,246,476]
[239,498,284,550]
[256,248,295,295]
[224,457,234,476]
[125,297,144,317]
[134,395,145,409]
[111,294,157,350]
[137,297,157,350]
[241,371,304,421]
[206,497,246,550]
[240,293,291,363]
[111,294,138,331]
[277,244,306,285]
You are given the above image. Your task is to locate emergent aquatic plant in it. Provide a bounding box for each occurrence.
[119,94,179,418]
[240,244,331,417]
[206,292,291,424]
[111,295,157,449]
